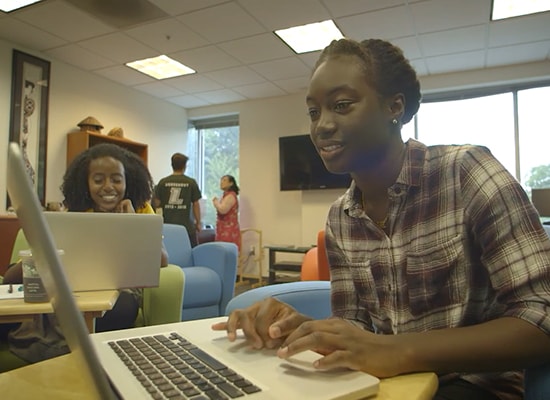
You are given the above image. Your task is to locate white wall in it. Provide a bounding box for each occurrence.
[0,37,188,209]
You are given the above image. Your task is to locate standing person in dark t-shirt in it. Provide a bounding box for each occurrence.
[154,153,202,247]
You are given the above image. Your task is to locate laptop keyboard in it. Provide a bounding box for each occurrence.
[108,332,262,399]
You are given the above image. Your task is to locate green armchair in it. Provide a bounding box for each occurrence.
[0,228,184,372]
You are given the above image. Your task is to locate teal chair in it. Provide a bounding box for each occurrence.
[162,223,238,321]
[225,280,331,320]
[0,229,185,372]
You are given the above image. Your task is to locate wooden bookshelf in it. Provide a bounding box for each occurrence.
[66,131,148,167]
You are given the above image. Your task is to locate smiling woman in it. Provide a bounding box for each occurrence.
[214,38,550,400]
[59,142,168,333]
[61,143,154,213]
[87,156,128,213]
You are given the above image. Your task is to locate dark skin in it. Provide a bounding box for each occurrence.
[212,55,550,378]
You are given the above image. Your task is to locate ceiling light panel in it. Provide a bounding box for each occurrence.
[492,0,550,20]
[275,19,344,54]
[0,0,42,12]
[126,55,195,80]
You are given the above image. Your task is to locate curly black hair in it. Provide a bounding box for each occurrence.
[314,38,421,125]
[61,143,154,211]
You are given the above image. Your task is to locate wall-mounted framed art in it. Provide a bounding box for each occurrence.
[8,49,50,207]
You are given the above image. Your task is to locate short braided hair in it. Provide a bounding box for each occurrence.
[314,38,421,124]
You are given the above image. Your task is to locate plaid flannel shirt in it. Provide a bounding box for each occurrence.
[326,139,550,400]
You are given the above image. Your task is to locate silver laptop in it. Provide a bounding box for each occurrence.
[43,211,162,291]
[7,142,379,399]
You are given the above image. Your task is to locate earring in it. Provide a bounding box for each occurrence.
[392,119,398,125]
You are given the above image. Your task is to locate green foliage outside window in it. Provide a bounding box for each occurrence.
[201,126,239,226]
[525,164,550,196]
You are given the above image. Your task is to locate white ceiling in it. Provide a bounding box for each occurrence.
[0,0,549,109]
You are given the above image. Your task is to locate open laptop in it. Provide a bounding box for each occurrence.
[43,211,162,291]
[7,142,379,399]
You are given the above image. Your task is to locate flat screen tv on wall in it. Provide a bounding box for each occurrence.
[279,134,352,191]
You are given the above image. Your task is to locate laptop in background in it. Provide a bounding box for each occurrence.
[43,211,162,291]
[7,141,379,399]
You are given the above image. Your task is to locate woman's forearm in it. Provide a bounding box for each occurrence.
[397,317,550,374]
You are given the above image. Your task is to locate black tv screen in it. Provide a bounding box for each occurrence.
[279,134,352,191]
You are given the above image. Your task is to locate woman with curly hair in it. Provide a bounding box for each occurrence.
[60,143,168,331]
[61,142,154,214]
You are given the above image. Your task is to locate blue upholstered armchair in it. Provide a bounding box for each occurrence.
[162,223,238,321]
[225,280,331,320]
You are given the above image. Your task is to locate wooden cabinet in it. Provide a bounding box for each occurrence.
[66,131,148,166]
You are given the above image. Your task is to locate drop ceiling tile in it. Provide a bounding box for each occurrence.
[45,44,115,70]
[78,32,158,63]
[0,18,66,50]
[336,5,415,41]
[196,89,246,104]
[409,58,429,77]
[166,94,211,108]
[425,50,485,74]
[250,57,311,80]
[237,0,330,30]
[125,19,208,53]
[205,66,266,87]
[168,74,224,93]
[418,25,486,57]
[218,33,293,64]
[149,0,227,16]
[487,41,550,68]
[410,0,490,34]
[233,81,287,99]
[273,76,310,93]
[298,51,322,68]
[94,65,155,86]
[322,0,405,18]
[176,2,265,43]
[65,0,169,29]
[14,0,114,42]
[133,81,187,98]
[170,46,240,73]
[392,36,423,60]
